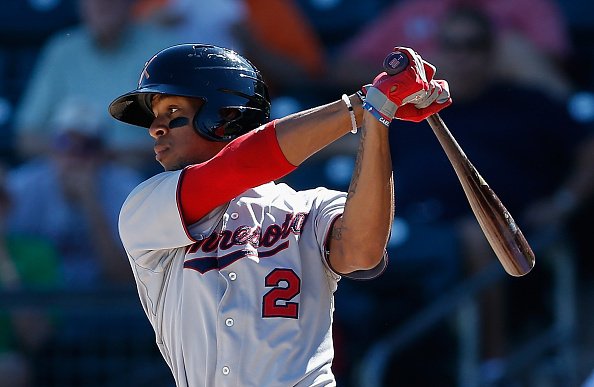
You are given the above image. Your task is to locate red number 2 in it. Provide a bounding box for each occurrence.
[262,269,301,318]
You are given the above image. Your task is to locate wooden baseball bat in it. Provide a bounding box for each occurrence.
[425,114,535,276]
[382,50,535,276]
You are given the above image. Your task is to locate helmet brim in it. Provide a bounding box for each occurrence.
[109,84,205,128]
[109,91,154,128]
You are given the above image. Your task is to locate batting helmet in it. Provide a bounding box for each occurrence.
[109,43,271,142]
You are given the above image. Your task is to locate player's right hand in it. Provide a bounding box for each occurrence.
[362,47,451,125]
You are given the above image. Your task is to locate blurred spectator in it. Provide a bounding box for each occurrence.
[0,163,61,387]
[132,0,245,51]
[6,100,143,289]
[335,0,574,100]
[0,1,80,163]
[253,0,392,112]
[12,0,179,173]
[235,0,327,112]
[294,0,391,55]
[4,99,152,385]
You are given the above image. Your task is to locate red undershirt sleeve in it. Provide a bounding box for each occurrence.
[179,121,297,225]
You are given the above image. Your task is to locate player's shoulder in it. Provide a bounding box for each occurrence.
[243,182,346,209]
[295,185,347,202]
[124,170,183,203]
[249,181,342,197]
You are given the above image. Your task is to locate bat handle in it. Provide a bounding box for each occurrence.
[383,51,409,75]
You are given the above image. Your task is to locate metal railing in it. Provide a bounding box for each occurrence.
[356,235,578,387]
[0,285,174,387]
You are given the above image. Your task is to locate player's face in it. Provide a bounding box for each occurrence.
[149,95,227,171]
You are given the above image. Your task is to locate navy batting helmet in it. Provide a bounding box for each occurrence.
[109,43,271,142]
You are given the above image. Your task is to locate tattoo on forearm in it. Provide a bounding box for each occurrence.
[347,127,366,199]
[334,127,370,241]
[332,225,343,240]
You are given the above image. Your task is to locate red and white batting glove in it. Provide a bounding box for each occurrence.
[362,47,452,125]
[395,79,452,122]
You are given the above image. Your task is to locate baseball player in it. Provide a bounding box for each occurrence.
[108,44,450,386]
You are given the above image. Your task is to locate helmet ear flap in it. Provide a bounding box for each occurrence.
[219,107,242,122]
[221,108,252,139]
[193,106,255,142]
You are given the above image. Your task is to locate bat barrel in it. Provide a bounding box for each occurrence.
[426,114,535,277]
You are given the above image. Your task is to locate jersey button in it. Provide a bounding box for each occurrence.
[225,318,234,327]
[230,212,239,219]
[222,366,230,375]
[229,272,237,281]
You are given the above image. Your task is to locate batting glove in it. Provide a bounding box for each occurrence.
[395,78,452,122]
[362,47,452,125]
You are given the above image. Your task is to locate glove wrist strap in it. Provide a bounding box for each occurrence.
[363,101,392,127]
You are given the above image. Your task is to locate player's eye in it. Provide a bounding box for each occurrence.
[169,107,179,115]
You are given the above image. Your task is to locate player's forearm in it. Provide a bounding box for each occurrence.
[328,113,394,274]
[274,94,364,166]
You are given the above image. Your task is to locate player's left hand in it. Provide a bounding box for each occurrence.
[395,78,452,122]
[362,47,452,125]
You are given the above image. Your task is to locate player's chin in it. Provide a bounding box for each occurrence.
[161,162,185,171]
[156,155,177,171]
[159,158,187,171]
[155,154,168,169]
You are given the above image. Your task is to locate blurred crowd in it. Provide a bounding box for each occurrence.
[0,0,592,386]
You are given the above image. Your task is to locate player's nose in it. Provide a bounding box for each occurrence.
[149,119,169,138]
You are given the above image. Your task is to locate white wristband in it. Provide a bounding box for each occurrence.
[342,94,358,134]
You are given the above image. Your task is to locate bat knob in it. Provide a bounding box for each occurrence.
[383,51,409,75]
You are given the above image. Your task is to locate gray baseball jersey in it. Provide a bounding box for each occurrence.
[119,170,386,386]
